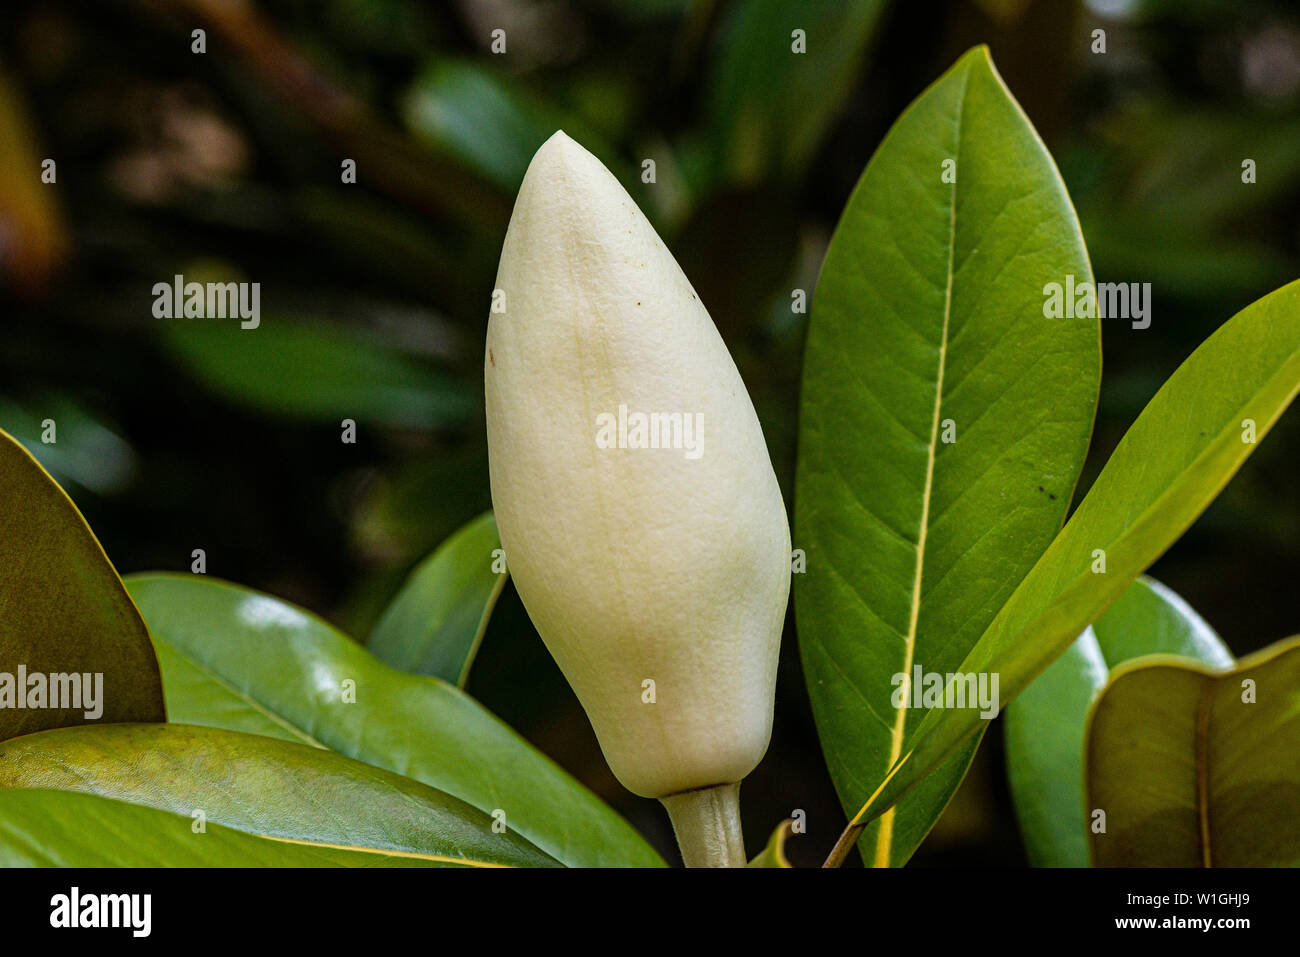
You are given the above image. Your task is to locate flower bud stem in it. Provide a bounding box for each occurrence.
[660,782,746,867]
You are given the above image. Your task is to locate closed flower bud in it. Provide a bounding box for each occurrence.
[484,131,791,865]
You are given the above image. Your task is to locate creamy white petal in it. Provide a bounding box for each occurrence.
[485,131,791,799]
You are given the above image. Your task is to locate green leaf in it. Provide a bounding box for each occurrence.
[747,820,795,867]
[1089,576,1232,667]
[796,46,1099,867]
[1005,576,1231,866]
[402,61,627,194]
[855,276,1300,832]
[1004,628,1105,867]
[368,511,506,686]
[1086,635,1300,867]
[0,429,164,742]
[126,574,664,868]
[160,317,476,428]
[705,0,888,184]
[0,395,136,496]
[0,789,451,867]
[0,723,555,867]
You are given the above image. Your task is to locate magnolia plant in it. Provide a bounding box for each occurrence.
[0,47,1298,868]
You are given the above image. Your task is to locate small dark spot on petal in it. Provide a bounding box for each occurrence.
[489,350,495,366]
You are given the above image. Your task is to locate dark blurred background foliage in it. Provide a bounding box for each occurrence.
[1,0,1297,866]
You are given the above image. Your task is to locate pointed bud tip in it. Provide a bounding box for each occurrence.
[525,129,596,185]
[540,128,575,150]
[514,130,635,247]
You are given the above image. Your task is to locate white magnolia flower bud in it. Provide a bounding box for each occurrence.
[484,132,790,857]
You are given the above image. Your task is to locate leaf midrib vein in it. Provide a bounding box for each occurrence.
[257,832,508,867]
[872,63,971,868]
[1194,676,1213,867]
[860,359,1300,831]
[160,639,326,750]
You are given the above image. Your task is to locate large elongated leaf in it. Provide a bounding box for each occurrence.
[853,277,1300,832]
[0,789,446,867]
[1086,636,1300,866]
[0,429,164,742]
[368,510,506,686]
[796,46,1099,866]
[126,574,663,868]
[0,723,553,867]
[1005,576,1231,866]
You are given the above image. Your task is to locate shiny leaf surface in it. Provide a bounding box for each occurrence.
[797,46,1099,866]
[0,429,164,742]
[368,510,506,686]
[1086,636,1300,866]
[127,573,664,868]
[1005,577,1231,866]
[0,723,553,867]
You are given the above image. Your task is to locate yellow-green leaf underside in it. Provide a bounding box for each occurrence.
[0,429,164,742]
[1086,635,1300,867]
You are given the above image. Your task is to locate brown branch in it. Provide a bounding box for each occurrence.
[138,0,510,228]
[823,821,866,868]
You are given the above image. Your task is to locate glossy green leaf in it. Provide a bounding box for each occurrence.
[1086,635,1300,867]
[1089,577,1232,667]
[796,46,1099,867]
[1004,628,1106,867]
[747,820,794,868]
[161,317,476,428]
[368,511,506,686]
[0,723,554,867]
[1005,576,1232,866]
[0,789,448,867]
[855,276,1300,832]
[706,0,888,185]
[0,429,164,742]
[126,573,664,868]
